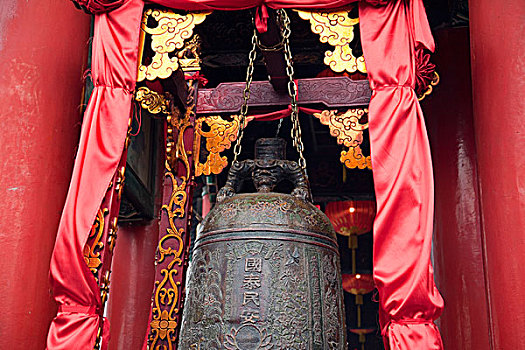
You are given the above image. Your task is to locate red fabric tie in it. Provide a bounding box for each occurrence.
[58,305,99,314]
[255,4,269,33]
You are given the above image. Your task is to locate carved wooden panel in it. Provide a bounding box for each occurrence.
[196,77,371,114]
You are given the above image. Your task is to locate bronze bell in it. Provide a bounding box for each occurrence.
[179,138,347,349]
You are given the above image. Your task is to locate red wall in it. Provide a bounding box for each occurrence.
[423,27,491,350]
[0,1,90,348]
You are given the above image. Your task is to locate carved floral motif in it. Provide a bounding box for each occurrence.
[149,74,198,350]
[418,72,440,102]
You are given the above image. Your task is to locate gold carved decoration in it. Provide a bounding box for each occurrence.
[107,217,119,254]
[135,87,170,114]
[418,72,440,102]
[149,87,195,350]
[83,208,109,281]
[295,9,366,74]
[99,270,111,311]
[313,109,372,170]
[178,34,204,71]
[138,9,210,82]
[166,106,187,173]
[194,115,244,177]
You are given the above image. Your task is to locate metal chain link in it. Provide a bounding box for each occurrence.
[233,11,307,172]
[278,9,307,171]
[232,29,258,164]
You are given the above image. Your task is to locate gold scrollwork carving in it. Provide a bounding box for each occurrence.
[135,87,170,114]
[149,86,195,349]
[194,115,243,177]
[83,208,109,281]
[295,9,366,74]
[313,109,372,170]
[138,9,210,82]
[115,166,126,201]
[99,270,111,310]
[107,217,119,254]
[340,146,372,170]
[166,106,191,175]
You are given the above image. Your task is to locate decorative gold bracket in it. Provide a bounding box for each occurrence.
[194,115,248,177]
[135,87,170,114]
[138,9,211,82]
[313,109,372,170]
[295,9,366,74]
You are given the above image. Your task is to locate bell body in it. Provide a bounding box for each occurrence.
[179,191,347,349]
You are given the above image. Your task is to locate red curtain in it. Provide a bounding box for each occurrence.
[46,0,144,349]
[48,0,443,349]
[147,0,355,10]
[359,0,444,349]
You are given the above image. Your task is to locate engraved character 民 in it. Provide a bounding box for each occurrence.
[242,292,260,307]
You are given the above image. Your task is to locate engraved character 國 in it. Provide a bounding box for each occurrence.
[245,257,262,272]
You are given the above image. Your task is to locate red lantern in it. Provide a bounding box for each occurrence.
[325,200,376,273]
[325,200,376,236]
[341,273,375,295]
[349,328,376,350]
[343,273,375,333]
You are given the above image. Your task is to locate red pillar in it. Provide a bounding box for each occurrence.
[0,1,90,348]
[423,27,491,350]
[469,1,525,348]
[108,222,159,350]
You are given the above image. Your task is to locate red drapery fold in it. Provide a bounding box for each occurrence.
[46,0,144,349]
[49,0,444,348]
[359,0,444,349]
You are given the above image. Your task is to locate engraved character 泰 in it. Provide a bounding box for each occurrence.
[243,274,262,290]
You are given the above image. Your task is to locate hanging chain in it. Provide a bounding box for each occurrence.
[232,29,258,164]
[233,10,307,172]
[278,9,307,171]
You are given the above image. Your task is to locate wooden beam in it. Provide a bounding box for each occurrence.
[196,76,371,114]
